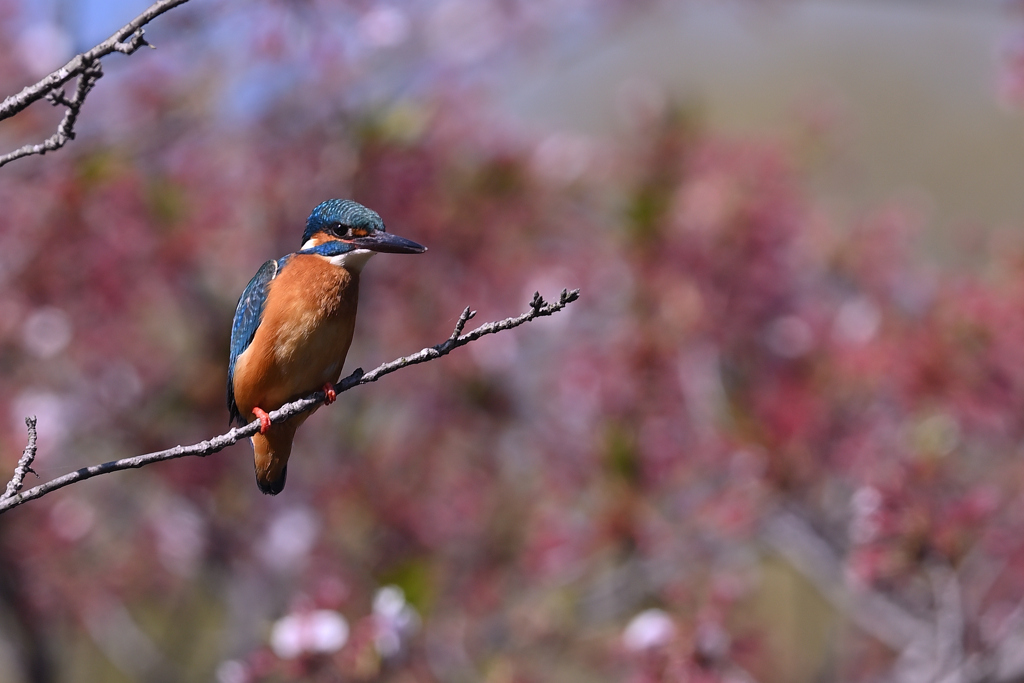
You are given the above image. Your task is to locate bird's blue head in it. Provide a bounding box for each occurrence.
[301,199,426,255]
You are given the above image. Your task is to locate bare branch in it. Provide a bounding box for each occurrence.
[0,63,103,167]
[0,0,190,168]
[2,417,38,500]
[0,290,579,515]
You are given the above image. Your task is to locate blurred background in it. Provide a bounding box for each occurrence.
[2,0,1024,681]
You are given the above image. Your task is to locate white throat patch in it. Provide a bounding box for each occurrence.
[328,248,375,273]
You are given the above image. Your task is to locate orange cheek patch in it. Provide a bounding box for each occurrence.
[306,231,334,246]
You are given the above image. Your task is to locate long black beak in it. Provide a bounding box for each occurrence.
[350,231,427,254]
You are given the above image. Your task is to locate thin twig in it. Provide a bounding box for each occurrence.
[0,0,191,168]
[2,417,38,500]
[0,290,579,515]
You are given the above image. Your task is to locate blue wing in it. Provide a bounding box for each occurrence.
[227,259,279,426]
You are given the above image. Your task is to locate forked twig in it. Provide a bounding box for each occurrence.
[0,0,191,167]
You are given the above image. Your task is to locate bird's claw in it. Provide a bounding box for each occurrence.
[252,407,271,434]
[322,383,337,405]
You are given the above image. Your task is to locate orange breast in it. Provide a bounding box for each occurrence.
[231,255,360,419]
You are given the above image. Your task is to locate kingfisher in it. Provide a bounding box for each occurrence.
[227,199,426,494]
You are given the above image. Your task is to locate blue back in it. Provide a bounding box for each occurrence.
[227,258,279,425]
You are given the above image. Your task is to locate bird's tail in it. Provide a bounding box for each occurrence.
[251,421,300,495]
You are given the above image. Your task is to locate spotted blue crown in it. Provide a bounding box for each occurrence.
[303,199,385,244]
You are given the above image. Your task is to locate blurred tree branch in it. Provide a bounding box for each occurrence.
[763,510,1024,683]
[0,289,580,516]
[0,536,54,683]
[761,511,930,652]
[0,0,192,168]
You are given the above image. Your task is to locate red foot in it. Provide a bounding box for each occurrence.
[252,407,271,434]
[322,383,337,405]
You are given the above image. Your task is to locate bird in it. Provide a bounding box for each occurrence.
[227,199,426,494]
